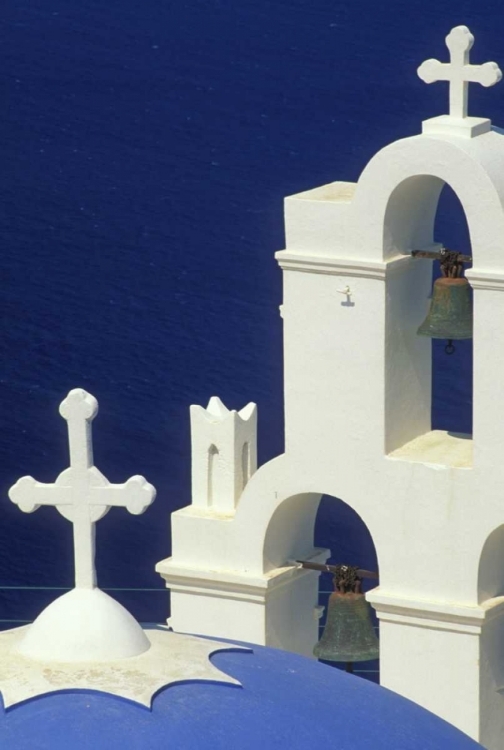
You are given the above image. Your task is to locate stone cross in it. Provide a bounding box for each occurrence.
[9,389,156,589]
[417,26,502,118]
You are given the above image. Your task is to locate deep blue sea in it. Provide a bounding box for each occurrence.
[0,0,497,662]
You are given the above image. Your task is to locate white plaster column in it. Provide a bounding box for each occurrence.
[160,558,326,656]
[369,591,504,747]
[467,274,504,471]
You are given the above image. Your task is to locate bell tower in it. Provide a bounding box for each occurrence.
[158,26,504,748]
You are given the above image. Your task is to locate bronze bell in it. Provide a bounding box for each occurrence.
[417,277,473,342]
[414,248,473,354]
[313,566,379,668]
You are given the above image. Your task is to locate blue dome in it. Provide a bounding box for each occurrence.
[0,639,482,750]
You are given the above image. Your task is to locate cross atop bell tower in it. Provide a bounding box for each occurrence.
[418,26,502,137]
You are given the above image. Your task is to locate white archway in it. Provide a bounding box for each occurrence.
[349,132,504,271]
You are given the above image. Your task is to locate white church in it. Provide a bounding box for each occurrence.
[156,25,504,749]
[1,24,503,750]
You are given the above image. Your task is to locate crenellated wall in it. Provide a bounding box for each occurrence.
[189,396,257,513]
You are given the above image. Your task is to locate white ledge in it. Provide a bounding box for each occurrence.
[286,181,356,203]
[387,430,473,469]
[466,269,504,291]
[157,549,329,601]
[422,115,492,138]
[367,589,504,634]
[275,251,414,279]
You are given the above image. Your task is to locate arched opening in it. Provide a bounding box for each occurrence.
[207,444,219,507]
[241,442,250,491]
[431,185,473,436]
[263,492,379,683]
[384,176,473,465]
[315,496,379,682]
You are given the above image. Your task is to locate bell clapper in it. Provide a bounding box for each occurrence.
[445,339,455,355]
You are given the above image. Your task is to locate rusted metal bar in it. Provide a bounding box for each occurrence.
[295,560,378,580]
[412,249,472,263]
[412,248,472,279]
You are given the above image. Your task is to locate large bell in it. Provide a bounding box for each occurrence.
[314,591,379,664]
[417,277,473,341]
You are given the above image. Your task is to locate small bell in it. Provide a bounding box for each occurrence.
[417,277,473,344]
[313,565,379,669]
[414,248,473,354]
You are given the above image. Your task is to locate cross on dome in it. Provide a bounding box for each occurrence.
[418,26,502,119]
[9,388,156,589]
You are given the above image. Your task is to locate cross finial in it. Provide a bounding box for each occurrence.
[418,26,502,119]
[9,389,156,589]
